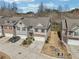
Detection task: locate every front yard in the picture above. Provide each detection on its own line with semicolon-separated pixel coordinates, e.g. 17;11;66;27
41;31;72;59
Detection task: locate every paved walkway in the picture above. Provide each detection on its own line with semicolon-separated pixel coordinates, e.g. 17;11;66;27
69;45;79;59
0;37;63;59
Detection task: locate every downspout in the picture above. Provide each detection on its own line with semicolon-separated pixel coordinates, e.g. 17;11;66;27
65;19;68;44
1;25;5;37
13;25;16;37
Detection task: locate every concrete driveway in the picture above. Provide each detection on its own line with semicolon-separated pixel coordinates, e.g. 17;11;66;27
0;37;63;59
69;45;79;59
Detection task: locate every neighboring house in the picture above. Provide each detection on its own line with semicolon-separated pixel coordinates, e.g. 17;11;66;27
62;17;79;44
0;16;21;37
16;17;51;39
0;16;51;40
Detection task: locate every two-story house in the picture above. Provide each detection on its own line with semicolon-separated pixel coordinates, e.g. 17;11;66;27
62;17;79;45
16;17;51;39
0;16;51;40
0;16;21;37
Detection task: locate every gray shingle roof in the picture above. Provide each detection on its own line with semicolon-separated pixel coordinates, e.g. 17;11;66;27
21;17;50;29
0;16;50;29
62;17;79;31
0;16;21;26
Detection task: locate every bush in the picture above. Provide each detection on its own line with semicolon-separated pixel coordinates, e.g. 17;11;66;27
22;40;27;45
22;37;35;45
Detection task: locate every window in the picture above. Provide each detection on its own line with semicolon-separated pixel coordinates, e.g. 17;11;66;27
41;29;45;33
9;26;12;29
74;32;79;36
12;21;16;23
35;28;38;32
22;27;26;31
17;27;20;30
29;26;32;28
4;26;7;29
7;21;10;23
69;31;73;35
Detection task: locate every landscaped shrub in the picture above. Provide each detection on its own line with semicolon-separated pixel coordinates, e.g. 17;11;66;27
22;37;35;45
22;40;27;45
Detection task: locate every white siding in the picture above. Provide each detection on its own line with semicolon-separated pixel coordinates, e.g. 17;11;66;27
74;29;79;36
16;21;27;38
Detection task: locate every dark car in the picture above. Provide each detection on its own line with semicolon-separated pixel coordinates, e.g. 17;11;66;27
8;36;20;43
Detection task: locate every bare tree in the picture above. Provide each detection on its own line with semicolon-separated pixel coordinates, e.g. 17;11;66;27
64;4;69;11
57;5;62;12
12;2;17;11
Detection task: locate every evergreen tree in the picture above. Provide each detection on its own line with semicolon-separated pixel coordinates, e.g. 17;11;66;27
1;0;6;10
12;2;17;11
57;5;62;12
38;2;44;13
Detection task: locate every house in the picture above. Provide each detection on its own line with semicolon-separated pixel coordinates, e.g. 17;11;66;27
0;16;21;37
16;17;51;40
0;16;51;40
62;17;79;45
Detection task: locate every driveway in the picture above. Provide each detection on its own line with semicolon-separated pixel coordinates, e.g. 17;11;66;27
0;37;63;59
69;45;79;59
28;37;45;53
